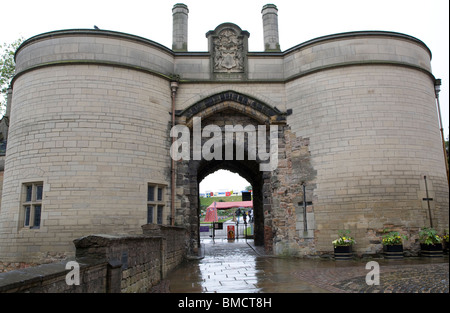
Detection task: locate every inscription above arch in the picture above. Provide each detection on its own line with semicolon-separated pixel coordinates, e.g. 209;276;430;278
176;91;285;126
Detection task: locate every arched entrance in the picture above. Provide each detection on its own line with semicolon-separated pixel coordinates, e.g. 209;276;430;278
197;158;264;245
174;91;285;254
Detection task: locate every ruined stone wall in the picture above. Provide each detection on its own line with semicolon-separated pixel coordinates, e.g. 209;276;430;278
269;126;317;256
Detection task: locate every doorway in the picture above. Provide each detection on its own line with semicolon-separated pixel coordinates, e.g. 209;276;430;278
199;170;252;240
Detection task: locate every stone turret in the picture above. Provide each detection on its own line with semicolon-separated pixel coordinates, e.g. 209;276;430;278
172;3;189;51
261;4;280;52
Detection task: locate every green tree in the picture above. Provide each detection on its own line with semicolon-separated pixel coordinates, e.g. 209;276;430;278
1;37;24;115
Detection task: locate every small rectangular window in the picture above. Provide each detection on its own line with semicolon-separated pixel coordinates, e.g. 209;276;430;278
36;185;43;201
21;182;43;229
157;188;163;201
147;183;166;225
24;206;31;227
25;186;32;202
147;205;154;224
33;205;42;228
148;186;155;202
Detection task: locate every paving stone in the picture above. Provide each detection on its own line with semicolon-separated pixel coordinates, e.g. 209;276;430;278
156;239;449;293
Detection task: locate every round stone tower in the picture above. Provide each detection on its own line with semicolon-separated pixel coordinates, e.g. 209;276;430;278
0;30;175;262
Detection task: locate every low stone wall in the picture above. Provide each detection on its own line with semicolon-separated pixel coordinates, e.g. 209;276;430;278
0;259;107;293
141;224;188;275
0;225;187;293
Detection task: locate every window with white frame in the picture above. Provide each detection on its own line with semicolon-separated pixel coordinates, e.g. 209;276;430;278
147;184;166;225
21;182;43;229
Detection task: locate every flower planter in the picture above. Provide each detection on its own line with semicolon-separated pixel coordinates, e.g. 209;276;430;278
383;244;404;259
334;245;353;260
420;243;443;258
444;241;449;255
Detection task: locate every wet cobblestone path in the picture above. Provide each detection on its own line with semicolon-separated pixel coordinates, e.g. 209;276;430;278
161;239;449;293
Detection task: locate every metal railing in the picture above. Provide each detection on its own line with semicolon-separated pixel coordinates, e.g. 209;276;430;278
200;220;254;240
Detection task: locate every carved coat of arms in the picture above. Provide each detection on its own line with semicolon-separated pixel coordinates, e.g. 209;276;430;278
213;29;244;72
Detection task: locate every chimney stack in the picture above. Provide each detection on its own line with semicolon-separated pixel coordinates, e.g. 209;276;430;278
172;3;189;52
261;4;280;52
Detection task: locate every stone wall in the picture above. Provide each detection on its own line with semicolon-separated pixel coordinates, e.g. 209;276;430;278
269;125;317;256
0;63;172;262
0;259;107;293
141;224;188;276
74;235;163;293
0;225;187;293
286;65;449;255
1;27;447;261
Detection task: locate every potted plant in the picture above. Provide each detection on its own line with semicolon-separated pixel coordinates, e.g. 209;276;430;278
419;227;443;258
332;230;355;260
381;231;407;259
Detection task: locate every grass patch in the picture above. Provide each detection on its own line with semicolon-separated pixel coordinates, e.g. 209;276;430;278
200;195;249;207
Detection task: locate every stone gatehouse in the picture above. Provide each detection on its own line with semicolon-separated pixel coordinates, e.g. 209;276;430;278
0;4;448;263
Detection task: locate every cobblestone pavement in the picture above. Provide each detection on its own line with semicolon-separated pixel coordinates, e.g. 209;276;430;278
293;262;449;293
159;239;449;293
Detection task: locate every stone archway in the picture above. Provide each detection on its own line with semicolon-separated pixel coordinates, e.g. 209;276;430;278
197;157;265;246
174;91;286;254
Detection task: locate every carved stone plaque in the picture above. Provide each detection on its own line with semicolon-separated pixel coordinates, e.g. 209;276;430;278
213;29;244;73
207;23;249;76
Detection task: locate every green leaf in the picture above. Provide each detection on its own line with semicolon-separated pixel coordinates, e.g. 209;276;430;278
1;37;24;114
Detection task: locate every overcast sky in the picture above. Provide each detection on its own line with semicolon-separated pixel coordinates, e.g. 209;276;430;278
1;0;448;192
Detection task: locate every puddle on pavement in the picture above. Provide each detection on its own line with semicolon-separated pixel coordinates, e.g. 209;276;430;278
166;239;448;293
166;239;330;293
